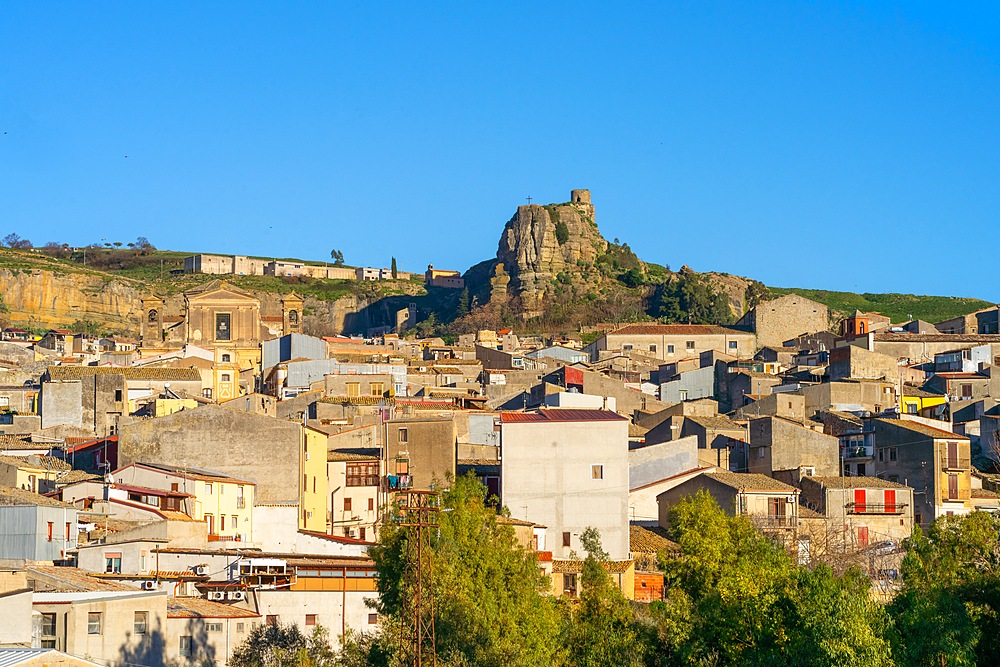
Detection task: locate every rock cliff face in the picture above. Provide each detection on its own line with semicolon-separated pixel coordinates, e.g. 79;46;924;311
496;189;608;317
0;268;143;332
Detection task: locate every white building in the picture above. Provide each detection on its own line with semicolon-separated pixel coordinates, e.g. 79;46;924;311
499;409;630;560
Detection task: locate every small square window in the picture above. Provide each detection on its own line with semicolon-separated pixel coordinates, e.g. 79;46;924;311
368;613;379;625
667;344;675;353
266;615;278;627
686;340;695;350
344;497;352;512
88;612;102;635
237;623;245;633
728;341;738;349
591;465;604;480
305;614;317;626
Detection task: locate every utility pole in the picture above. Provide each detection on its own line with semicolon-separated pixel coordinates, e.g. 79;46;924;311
397;489;439;667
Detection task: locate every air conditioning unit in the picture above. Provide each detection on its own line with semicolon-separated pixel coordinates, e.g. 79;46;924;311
207;591;226;601
141;580;156;590
801;467;815;477
228;591;246;601
193;565;208;576
787;495;798;504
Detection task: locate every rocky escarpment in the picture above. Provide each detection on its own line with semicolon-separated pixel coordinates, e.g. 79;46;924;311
0;268;143;333
496;189;608;317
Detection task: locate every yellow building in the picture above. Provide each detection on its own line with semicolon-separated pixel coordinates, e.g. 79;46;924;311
113;462;256;542
0;454;69;494
300;426;329;532
900;385;947;416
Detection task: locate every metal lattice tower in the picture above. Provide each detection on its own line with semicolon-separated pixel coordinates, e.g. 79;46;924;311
397;489;439;667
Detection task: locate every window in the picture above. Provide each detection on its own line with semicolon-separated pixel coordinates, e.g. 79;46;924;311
105;555;122;573
47;522;53;542
562;532;571;548
728;341;738;349
889;447;897;461
266;615;278;627
222;353;231;362
878;449;884;462
906;402;918;414
685;340;695;350
591;465;604;480
205;514;214;534
962;383;973;398
857;526;869;549
237;623;245;633
289;310;299;324
856;463;866;476
305;614;317;626
359;527;366;540
648;344;657;353
346;383;360;397
232;515;238;529
215;313;231;341
41;612;56;636
667;344;675;354
220;515;226;532
148;309;158;322
948;473;959;500
114;389;123;402
206;623;223;633
346;462;379;487
221;373;231;383
368;498;374;511
622;344;633;352
368;613;379;625
134;611;148;635
171;482;179;492
179;636;192;657
205;483;213;494
888;475;899;483
344;497;352;512
88;612;103;635
370;382;385;397
398;427;408;444
203;388;213;399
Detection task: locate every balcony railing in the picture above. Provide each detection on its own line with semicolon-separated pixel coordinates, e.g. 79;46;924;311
346;475;381;488
942;488;972;502
385;474;412;490
940;455;971;471
846;503;907;515
753;514;795;528
842;447;874;461
236;498;245;509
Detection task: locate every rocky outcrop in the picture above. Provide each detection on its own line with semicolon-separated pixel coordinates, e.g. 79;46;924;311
496;189;608;317
0;268;143;332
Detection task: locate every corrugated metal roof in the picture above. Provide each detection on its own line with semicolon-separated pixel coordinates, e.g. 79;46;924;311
0;649;102;667
501;409;627;423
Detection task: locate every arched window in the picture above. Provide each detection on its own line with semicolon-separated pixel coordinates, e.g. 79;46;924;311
288;310;299;324
222;354;231;363
148;309;158;322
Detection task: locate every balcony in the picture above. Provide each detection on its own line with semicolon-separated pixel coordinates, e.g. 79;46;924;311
346;475;381;488
752;514;796;529
236;498;245;509
385;474;412;490
846;503;907;515
940;455;971;471
841;446;874;461
942;488;972;502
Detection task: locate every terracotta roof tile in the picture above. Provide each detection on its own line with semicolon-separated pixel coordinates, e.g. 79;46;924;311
168;597;260;619
704;472;798;493
629;525;680;554
47;366;202;381
608;324;751;336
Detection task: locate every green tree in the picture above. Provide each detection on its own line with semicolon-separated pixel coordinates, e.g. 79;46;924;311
651;273;733;324
889;512;1000;666
229;622;337;667
391;256;398;279
561;528;651;667
330;249;345;266
456;288;470;317
368;475;560;667
656;491;892;667
555;220;570;245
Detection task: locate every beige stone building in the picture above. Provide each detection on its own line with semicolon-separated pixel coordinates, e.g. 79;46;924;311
586;324;756;363
736;294;830;349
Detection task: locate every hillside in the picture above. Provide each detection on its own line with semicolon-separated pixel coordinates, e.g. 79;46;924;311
0;219;993;338
767;287;992;325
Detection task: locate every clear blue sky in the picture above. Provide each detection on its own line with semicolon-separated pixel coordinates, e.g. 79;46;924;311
3;2;999;299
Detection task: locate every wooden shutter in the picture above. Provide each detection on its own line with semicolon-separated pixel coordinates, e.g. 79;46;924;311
884;489;896;513
854;489;866;513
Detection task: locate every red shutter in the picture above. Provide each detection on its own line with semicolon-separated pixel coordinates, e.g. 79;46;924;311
857;526;869;548
854;489;866;513
884;489;896;513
